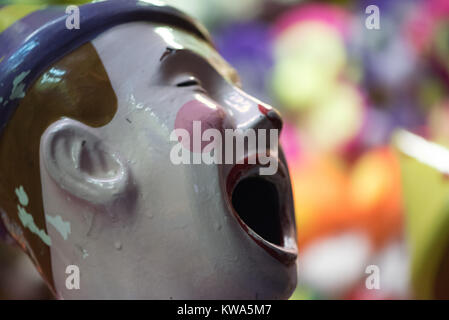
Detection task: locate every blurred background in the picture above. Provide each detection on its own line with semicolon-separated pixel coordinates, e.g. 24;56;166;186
2;0;449;299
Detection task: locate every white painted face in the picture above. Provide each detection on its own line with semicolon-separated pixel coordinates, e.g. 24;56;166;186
39;22;297;299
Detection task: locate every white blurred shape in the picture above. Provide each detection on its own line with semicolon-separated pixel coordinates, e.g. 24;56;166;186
394;129;449;175
372;239;410;298
298;231;371;297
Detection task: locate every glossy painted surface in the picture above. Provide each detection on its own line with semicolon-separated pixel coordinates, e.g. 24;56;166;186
0;42;117;293
0;0;210;134
0;3;297;299
49;22;297;299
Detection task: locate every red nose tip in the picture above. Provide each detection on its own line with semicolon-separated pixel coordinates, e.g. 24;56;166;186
258;104;283;131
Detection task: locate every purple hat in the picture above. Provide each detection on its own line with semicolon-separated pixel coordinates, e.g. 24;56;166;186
0;0;211;134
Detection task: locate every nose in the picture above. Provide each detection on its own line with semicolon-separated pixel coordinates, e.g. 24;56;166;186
257;103;283;132
224;89;283;132
238;102;283;133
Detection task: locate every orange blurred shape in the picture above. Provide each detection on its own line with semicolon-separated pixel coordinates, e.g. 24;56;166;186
291;155;352;249
292;147;403;250
348;147;403;249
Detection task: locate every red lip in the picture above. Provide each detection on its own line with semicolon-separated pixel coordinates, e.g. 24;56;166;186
224;153;298;266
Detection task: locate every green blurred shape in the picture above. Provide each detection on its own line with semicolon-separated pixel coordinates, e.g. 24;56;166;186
289;286;321;300
395;130;449;299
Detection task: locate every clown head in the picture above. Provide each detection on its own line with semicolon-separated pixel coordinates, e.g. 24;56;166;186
0;1;297;299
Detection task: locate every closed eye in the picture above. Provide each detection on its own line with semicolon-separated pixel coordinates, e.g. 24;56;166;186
176;79;201;87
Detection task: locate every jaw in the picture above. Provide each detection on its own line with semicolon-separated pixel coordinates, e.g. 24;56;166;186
210;148;299;298
156;155;299;299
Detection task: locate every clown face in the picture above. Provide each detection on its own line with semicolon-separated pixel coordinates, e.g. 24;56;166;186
2;19;297;298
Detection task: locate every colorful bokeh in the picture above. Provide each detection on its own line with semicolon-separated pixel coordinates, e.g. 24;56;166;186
2;0;449;299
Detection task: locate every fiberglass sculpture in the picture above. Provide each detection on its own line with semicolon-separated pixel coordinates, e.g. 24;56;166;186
0;0;297;299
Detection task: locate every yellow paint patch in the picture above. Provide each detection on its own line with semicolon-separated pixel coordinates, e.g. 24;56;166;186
0;5;46;34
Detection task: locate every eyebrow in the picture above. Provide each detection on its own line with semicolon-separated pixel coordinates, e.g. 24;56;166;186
159;47;177;62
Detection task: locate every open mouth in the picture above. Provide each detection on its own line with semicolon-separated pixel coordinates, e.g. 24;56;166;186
232;176;283;245
225;154;298;266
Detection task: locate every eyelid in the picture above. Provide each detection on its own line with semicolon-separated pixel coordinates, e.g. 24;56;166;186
176;78;201;87
161;48;241;87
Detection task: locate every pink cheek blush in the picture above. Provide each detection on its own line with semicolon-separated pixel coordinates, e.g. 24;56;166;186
174;99;225;153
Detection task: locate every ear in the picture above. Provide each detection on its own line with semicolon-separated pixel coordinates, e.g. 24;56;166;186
41;118;130;205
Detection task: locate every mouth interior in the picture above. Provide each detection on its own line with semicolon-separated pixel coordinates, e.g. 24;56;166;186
231;176;283;246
